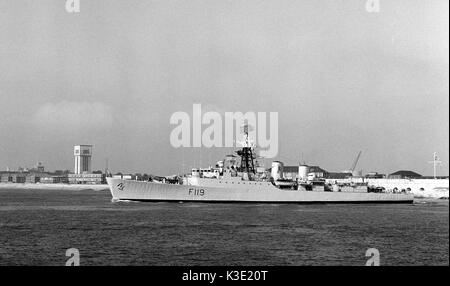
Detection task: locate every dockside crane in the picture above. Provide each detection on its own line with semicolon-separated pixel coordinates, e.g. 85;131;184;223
349;151;362;173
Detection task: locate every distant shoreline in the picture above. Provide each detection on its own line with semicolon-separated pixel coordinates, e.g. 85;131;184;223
0;183;109;191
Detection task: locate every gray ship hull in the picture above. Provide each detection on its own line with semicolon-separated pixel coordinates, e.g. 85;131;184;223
107;178;414;204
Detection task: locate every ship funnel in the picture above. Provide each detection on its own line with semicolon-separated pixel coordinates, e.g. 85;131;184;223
298;165;309;182
271;161;284;180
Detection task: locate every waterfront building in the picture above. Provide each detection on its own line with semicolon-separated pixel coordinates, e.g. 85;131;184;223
68;173;104;184
388;170;422;179
365;172;385;179
39;175;69;184
69;145;105;184
74;145;92;174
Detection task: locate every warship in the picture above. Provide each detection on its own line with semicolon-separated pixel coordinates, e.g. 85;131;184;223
107;127;414;204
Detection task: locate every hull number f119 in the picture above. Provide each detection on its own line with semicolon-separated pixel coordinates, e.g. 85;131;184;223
189;188;205;196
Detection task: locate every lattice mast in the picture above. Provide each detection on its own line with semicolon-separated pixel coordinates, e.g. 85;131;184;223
236;124;256;174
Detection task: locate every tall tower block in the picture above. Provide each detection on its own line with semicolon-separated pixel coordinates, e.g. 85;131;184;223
74;145;92;174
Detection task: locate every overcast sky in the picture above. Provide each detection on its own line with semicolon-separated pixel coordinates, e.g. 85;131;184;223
0;0;448;176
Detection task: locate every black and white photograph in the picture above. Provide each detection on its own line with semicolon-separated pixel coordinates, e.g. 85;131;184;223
0;0;448;274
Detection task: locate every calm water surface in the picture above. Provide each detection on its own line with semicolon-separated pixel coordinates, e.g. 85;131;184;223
0;188;448;266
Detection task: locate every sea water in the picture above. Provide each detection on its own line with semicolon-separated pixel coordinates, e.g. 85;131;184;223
0;188;448;265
